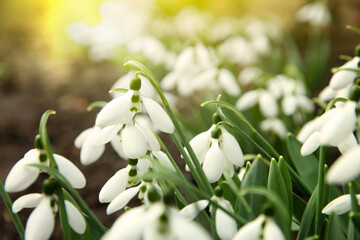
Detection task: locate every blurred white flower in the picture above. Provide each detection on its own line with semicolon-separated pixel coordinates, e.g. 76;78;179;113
329;57;360;90
218;37;258;66
326;145;360;184
322;194;360;215
238;67;262;85
187;125;244;183
233;214;285;240
260;118;287;139
296;2;331;27
102;202;212;240
300;101;357;156
13;194;86;240
5;149;86;192
212;196;238;240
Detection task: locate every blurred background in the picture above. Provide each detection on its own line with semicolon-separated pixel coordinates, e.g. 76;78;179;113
0;0;359;239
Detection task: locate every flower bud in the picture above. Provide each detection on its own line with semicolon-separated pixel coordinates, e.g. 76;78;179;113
128;168;137;177
262;202;275;217
129;77;141;91
147;187;161;203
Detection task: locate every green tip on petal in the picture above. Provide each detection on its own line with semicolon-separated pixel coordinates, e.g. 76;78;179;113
42;178;59;196
129;77;141;91
211;128;222;139
147;187;161;203
128;158;138;166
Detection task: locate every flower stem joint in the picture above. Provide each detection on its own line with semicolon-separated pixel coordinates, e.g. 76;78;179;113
42;178;59;196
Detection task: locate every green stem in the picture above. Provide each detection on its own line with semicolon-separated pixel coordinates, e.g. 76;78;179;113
57;187;72;240
125;60;213;195
0;180;24;239
315;146;326;235
39;110;58;169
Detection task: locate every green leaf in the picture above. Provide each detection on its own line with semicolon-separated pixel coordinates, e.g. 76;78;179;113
286;133;318;192
323;213;346;240
279;157;293;220
293;193;307;222
347;25;360;35
297;186;318;240
238;158;267;220
350;212;360;232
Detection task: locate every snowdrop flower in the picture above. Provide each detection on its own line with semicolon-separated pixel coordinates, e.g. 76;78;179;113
13;180;86;240
102;201;211;240
329;56;360;90
238;67;262;86
99;158;150;205
322;194;360;215
260;118;287;139
300;101;357;156
96;77;174;134
296;1;331;27
161;44;218;97
232;214;285;240
236;89;278;118
326;145;360;184
218;37;258;66
5;148;86;192
187;115;244;183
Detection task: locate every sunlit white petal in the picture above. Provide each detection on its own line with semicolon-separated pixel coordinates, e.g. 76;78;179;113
65;200;86;234
236;90;259;111
263;218;286;240
180;200;209;220
203;140;224;183
121;124;147;159
301;132;320;156
232;214;265;240
12;193;42;213
107;185;142;215
54;154;86;189
220;126;244;167
322;194;360;215
99;168;129;203
142;97;174;133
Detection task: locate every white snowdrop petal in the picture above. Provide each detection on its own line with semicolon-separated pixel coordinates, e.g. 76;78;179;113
74;128;94;148
161;72;178;91
301;132;320;156
216;200;238;240
319;102;356;146
180;200;209;220
329;57;359;90
65;200;86;234
25;197;55;240
220;127;244;167
80;133;105;165
122;124;148;159
136;122;160;151
189;129;212;164
233;214;265;240
110;135;127;159
143;221;170;240
338;134;358;154
326;146;360;184
263;218;286;240
54;154;86;189
171;215;212;240
152;151;176;172
319;86;336;101
99;168;129;203
142;97;174;133
218;68;241;96
322;194;360;215
95;91;135;127
203;140;225;183
93;124;122;145
297;119;317;143
282;95;297;115
259;91;278;117
106;186;141;215
297;95;314;113
12;193;42;213
235;90;259;111
5;150;40;193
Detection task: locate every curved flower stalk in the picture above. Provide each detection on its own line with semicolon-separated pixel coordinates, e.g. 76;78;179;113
232;214;285;240
13;191;86;240
102;201;211;240
5;148;86;192
299;101;357;156
296;1;331;27
322;194;360;215
186;115;244;183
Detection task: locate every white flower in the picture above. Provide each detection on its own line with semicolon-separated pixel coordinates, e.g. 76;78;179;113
296;2;331;27
329;57;359;90
326;145;360;184
322;194;360;215
212;196;237;240
102;202;212;240
5;149;86;192
238;67;262;85
218;37;258;66
13;194;86;240
300;101;357;156
260;118;287;139
236;90;278;118
232;214;285;240
187;125;244;183
96;79;174;134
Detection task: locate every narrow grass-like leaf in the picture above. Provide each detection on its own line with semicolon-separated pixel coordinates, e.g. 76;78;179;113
297;185;318;240
323;213;346;240
279;156;293;220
